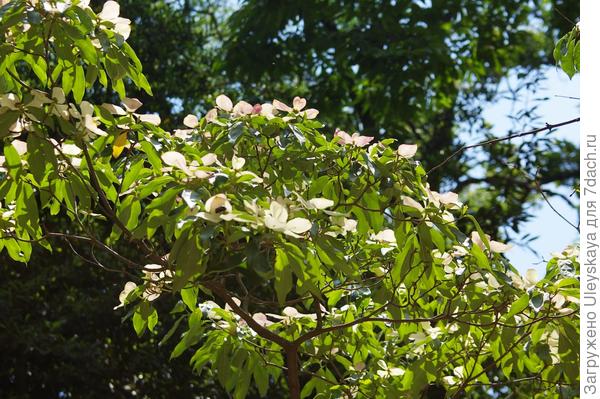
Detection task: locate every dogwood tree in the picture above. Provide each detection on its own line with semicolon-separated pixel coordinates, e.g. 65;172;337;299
0;1;579;398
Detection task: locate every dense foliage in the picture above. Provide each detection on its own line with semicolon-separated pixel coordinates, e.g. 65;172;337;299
117;0;581;237
0;1;580;398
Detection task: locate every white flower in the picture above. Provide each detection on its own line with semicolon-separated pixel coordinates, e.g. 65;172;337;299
114;281;137;309
122;97;142;112
264;201;312;238
419;321;443;339
27;90;52;108
136;113;161;126
201;153;218;166
273;99;292;112
260;103;276;119
11;140;27;155
301;108;319;119
101;103;127;115
376;360;405;379
427;187;462;208
216;94;233;112
331;216;358;235
397;144;418;158
199;300;222;319
471;231;512;253
43;1;71;14
370;229;396;245
292;96;307;111
141;264;173;302
232;101;253;117
408;331;428;345
79;101;107;138
266;306;317;325
508;269;538;291
98;1;131;40
545;329;560;364
231;155;245;170
307;198;334;210
252;312;273;327
334;129;374;147
443;366;466;386
183;114;199;128
161;151;189;173
198;194;233;223
551;293;566;309
61;143;82;156
401;196;424;212
369;229;397;255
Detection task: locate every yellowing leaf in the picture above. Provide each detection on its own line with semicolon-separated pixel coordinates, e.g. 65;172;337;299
112;132;129;158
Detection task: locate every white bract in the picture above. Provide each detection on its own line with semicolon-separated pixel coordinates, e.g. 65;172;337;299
334;129;374;147
307;198;334;210
114;281;137;309
397;144;418;158
98;1;131;40
264;201;312;238
183;114;199;128
471;231;512;253
198;194;234;223
216;94;233;112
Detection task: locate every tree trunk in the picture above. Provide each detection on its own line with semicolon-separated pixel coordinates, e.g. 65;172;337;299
286;347;301;399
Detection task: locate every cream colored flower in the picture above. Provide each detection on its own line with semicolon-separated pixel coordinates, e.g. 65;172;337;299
264;201;312;237
471;231;512;253
114;281;137;309
397;144;418;158
198;194;233;223
334;129;374;147
98;1;131;40
216;94;233;112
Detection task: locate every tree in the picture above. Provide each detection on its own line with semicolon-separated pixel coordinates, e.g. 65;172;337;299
220;0;580;238
80;0;580;237
0;1;579;398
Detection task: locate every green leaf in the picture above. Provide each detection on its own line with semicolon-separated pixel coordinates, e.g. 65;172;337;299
506;293;529;319
0;111;20;139
274;248;293;304
73;64;85;103
253;355;269;397
132;310;147;336
181;286;198;311
140;140;162;173
61;64;75;95
75;38;98;64
3;142;21;179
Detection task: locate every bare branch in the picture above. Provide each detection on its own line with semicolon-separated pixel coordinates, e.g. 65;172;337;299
427;117;580;175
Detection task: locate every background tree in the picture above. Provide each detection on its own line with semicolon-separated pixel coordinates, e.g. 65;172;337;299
88;0;581;237
0;1;580;398
0;1;579;398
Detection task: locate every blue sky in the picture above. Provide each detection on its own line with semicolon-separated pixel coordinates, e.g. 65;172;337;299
481;67;580;275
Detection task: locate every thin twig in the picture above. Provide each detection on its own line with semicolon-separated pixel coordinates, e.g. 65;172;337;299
427;117;580;175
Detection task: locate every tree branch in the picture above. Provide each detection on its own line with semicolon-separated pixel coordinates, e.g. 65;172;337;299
202;280;293;349
427;117;580;175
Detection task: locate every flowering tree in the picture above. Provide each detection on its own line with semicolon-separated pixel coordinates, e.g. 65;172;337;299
0;1;579;398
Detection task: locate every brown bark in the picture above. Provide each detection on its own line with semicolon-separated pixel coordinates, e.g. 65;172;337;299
286;347;301;399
